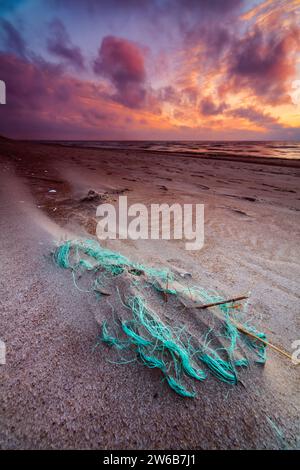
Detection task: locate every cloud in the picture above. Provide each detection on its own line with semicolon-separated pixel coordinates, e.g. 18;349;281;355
179;0;243;14
0;0;299;140
0;52;155;139
0;19;27;57
50;0;152;12
179;1;242;52
0;52;104;137
47;19;85;70
228;105;300;139
0;52;298;140
51;0;243;15
227;25;300;104
0;53;66;111
228;106;279;128
93;35;147;108
177;1;299;110
158;86;180;104
200;97;227;116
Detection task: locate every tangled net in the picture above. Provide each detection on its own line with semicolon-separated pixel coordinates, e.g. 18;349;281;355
53;239;267;398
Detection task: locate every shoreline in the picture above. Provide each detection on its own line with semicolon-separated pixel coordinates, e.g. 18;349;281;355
18;139;300;169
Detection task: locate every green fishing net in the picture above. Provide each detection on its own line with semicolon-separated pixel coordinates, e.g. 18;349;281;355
53;239;267;398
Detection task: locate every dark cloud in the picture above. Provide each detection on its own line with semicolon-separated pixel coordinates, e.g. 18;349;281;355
0;52;136;139
158;86;179;104
0;53;65;111
94;35;147;108
227;25;300;103
0;19;27;57
229;106;279;127
47;19;85;70
49;0;155;20
200;97;227;116
183;87;198;105
178;2;243;77
52;0;243;16
175;0;243;17
230;106;275;123
178;1;243;40
156;85;199;108
228;105;300;139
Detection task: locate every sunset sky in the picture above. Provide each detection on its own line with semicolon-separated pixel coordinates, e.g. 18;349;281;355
0;0;299;140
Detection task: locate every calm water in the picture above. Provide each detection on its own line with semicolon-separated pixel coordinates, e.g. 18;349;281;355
53;141;300;160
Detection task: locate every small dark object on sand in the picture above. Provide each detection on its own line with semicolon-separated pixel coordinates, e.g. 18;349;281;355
80;189;106;203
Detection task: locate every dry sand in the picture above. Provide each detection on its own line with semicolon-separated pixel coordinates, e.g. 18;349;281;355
0;139;299;449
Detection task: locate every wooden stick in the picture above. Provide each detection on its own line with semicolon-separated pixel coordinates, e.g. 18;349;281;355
195;294;249;309
233;321;294;361
192;291;295;362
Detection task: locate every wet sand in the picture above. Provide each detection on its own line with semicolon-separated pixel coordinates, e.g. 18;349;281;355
0;138;299;449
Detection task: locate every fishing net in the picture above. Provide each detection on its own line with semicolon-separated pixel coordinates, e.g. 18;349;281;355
53;239;267;398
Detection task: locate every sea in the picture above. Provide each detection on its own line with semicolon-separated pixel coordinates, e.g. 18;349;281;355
49;141;300;160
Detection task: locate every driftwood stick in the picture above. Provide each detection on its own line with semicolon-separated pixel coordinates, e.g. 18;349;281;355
192;291;294;362
195;294;249;309
232;321;294;361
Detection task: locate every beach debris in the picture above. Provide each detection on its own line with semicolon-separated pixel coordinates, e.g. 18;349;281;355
53;239;271;398
80;189;103;202
232;322;294;361
179;271;192;279
80;188;130;204
195;294;249;310
168;264;192;278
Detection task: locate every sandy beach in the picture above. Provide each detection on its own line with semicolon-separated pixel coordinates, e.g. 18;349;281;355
0;138;299;449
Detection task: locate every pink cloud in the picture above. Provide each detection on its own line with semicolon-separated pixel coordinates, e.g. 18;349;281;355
0;53;136;139
93;36;147;108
